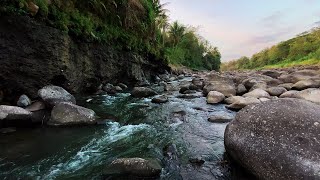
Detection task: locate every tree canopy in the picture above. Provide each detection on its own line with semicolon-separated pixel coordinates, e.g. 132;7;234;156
1;0;221;71
222;28;320;70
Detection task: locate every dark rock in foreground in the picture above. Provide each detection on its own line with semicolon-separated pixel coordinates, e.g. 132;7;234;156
49;102;96;126
225;99;320;180
104;158;162;178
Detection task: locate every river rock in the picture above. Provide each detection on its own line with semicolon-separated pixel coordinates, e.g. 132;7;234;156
131;87;157;98
207;91;225;104
279;90;300;98
0;105;32;120
249;82;267;91
225;99;320;180
118;83;128;90
243;89;270;99
278;83;294;90
104;158;162;177
179;85;190;94
236;84;247;95
25;101;46;112
17;94;31;107
103;83;117;94
183;90;197;94
208;113;233;123
192;78;204;89
38;85;76;107
296;88;320;104
292;79;320;90
203;74;236;97
266;87;287;96
224;96;243;105
49;102;96;126
152;96;168;104
226;97;260;111
278;69;319;83
114;86;123;92
261;70;282;79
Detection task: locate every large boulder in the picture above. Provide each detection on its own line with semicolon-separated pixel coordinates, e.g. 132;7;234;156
243;89;270;99
207;91;225;104
38;85;76;107
225;99;320;180
203;74;236;97
104;158;162;178
131;87;157;98
49;102;96;126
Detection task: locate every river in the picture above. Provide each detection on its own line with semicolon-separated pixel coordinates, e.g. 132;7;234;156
0;78;252;180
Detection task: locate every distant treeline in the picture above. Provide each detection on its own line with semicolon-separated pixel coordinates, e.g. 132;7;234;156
222;28;320;70
0;0;221;71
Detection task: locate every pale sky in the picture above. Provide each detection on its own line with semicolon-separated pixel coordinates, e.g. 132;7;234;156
162;0;320;61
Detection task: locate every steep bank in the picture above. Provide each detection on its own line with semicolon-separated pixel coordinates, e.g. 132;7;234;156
0;15;169;102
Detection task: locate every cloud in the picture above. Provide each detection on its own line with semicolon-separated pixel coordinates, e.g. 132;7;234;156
260;11;285;28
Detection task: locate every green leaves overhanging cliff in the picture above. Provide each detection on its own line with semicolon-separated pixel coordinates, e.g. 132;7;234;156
0;0;221;71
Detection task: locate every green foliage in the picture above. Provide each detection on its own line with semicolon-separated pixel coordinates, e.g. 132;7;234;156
164;22;221;70
222;28;320;70
1;0;221;70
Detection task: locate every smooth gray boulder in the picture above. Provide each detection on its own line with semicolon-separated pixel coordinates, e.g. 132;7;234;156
38;85;76;107
104;158;162;177
17;94;31;107
49;102;96;126
131;87;157;98
225;99;320;180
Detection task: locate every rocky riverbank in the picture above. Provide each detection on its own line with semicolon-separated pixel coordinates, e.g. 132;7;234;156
0;65;319;179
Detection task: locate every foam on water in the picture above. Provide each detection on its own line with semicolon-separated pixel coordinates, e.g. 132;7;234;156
25;122;152;179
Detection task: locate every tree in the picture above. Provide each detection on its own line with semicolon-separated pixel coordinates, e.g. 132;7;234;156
168;21;186;46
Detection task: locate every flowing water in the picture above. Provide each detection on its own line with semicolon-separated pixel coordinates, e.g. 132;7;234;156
0;79;251;180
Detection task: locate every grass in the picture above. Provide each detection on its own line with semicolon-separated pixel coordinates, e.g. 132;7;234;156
260;58;320;69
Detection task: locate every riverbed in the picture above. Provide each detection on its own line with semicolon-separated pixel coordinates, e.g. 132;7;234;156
0;78;252;180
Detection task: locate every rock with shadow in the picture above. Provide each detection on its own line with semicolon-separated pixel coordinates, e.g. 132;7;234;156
225;99;320;180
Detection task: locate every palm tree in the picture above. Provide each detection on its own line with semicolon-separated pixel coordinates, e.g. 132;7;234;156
168;21;186;46
156;15;169;46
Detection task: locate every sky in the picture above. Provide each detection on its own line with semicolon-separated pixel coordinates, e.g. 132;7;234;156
162;0;320;61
